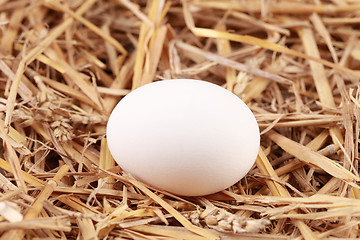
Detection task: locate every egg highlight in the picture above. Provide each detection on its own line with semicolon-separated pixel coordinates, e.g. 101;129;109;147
106;79;260;196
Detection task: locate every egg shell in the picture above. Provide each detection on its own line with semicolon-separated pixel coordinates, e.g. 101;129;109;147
106;79;260;196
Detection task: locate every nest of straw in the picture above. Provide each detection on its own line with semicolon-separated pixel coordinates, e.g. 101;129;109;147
1;0;360;239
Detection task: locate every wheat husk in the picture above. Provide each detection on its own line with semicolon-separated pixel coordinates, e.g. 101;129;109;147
0;0;360;239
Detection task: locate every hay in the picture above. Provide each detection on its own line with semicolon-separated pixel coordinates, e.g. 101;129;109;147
0;0;359;239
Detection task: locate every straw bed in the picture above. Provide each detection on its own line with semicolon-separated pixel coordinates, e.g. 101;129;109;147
0;0;360;239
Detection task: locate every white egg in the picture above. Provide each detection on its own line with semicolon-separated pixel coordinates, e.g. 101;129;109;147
106;79;260;196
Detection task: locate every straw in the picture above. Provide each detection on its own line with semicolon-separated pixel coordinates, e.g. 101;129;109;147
1;0;360;239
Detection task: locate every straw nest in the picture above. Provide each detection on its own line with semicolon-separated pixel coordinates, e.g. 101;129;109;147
0;0;360;239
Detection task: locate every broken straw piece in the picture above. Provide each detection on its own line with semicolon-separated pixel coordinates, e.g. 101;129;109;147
0;201;23;222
